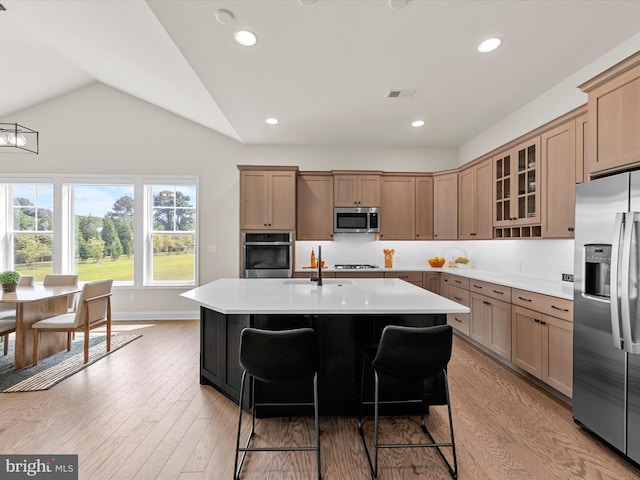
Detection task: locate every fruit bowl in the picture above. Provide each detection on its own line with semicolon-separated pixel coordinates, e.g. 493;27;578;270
428;257;445;268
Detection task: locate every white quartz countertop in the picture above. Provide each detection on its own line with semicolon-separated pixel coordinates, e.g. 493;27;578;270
180;278;471;315
296;265;574;300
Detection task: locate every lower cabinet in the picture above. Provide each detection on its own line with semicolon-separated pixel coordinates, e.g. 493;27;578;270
423;272;441;294
470;292;511;360
385;271;423;287
512;305;573;397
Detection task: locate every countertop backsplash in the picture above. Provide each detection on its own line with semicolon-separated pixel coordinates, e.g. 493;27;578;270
295;238;574;284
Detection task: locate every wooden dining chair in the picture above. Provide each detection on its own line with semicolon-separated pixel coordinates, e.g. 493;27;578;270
0;275;35;355
32;279;113;365
43;274;79;312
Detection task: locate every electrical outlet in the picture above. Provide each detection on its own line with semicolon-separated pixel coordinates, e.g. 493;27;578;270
562;273;574;282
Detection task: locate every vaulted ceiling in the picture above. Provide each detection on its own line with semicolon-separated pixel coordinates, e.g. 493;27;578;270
2;0;640;147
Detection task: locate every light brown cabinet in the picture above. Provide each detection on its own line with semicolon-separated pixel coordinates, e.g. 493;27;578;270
512;305;573;397
380;175;416;240
445;285;471;336
333;174;380;207
576;113;589;183
380;174;433;240
296;173;334;240
385;271;423;288
494;137;541;226
239;167;297;230
541;120;577;238
580;51;640;177
433;172;458;240
423;272;440;294
470;289;512;361
458;159;493;239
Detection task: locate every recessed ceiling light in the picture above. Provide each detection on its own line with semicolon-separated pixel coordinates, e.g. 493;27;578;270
235;30;257;47
388;0;409;9
215;9;235;25
478;37;501;53
411;120;425;128
265;118;279;125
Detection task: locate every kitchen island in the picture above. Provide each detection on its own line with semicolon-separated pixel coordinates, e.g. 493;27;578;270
181;277;469;416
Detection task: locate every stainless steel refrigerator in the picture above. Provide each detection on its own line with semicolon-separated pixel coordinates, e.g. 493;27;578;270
574;171;640;463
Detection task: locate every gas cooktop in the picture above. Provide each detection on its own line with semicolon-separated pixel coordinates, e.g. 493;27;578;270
334;264;380;269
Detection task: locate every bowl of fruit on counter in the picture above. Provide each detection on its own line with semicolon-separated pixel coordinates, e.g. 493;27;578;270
453;257;470;268
428;257;446;268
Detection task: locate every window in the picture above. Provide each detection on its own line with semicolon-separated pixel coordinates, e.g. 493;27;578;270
1;176;198;287
147;184;196;284
72;184;135;283
9;184;54;281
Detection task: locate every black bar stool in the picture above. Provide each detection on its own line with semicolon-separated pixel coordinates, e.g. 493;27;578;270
234;327;321;480
358;324;458;479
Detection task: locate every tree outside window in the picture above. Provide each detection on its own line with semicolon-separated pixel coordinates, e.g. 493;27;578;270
11;184;53;281
149;185;196;284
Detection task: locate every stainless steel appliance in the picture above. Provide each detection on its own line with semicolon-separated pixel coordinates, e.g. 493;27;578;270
334;207;380;234
574;172;640;464
242;232;292;278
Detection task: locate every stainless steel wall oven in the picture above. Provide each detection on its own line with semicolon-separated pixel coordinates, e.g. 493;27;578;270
242;232;293;278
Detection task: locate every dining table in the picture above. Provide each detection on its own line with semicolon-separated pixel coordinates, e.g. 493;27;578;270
1;284;81;369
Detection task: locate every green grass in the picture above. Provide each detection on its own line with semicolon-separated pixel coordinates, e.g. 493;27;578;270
16;252;195;282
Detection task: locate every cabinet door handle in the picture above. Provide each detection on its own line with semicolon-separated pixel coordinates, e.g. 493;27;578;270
551;305;569;312
534;318;540;323
470;233;476;236
454;280;462;284
483;301;491;305
568;227;574;232
454;296;463;301
443;279;449;283
454;317;462;323
540;320;547;325
492;289;504;295
518;296;532;302
472;284;482;289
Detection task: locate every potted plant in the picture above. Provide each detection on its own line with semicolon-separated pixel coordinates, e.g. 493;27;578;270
0;270;21;292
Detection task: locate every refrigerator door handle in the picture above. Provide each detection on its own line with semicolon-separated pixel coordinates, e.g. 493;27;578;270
610;212;625;350
621;212;640;354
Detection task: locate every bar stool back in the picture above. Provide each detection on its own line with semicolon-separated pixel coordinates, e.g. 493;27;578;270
234;327;321;480
358;324;458;479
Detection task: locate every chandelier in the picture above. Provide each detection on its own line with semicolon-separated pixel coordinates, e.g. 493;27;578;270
0;123;39;154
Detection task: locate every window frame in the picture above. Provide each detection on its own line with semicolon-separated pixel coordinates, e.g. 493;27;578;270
0;174;199;288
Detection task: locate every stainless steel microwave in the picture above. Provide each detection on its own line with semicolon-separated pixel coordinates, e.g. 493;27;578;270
334;207;380;233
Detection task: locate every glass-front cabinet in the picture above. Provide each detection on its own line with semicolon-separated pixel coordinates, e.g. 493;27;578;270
493;137;541;238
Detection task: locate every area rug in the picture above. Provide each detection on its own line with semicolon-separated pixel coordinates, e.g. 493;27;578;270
0;333;141;392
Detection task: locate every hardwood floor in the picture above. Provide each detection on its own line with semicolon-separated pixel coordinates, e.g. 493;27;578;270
1;320;639;479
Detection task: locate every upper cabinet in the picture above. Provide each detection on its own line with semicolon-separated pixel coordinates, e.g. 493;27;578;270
433;171;458;240
493;137;542;238
580;51;640;177
239;166;297;230
334;173;380;207
541;120;576;238
379;174;433;240
458;159;492;240
296;173;334;240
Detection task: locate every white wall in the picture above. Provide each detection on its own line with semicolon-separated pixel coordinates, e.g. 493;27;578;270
459;31;640;165
0;82;458;319
296;238;573;283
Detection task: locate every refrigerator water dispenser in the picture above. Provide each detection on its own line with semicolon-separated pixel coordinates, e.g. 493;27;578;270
584;244;611;299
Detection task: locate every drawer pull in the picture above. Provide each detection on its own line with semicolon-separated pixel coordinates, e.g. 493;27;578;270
551;305;569;312
454;280;462;284
454;317;462;323
534;318;540;323
472;284;482;289
483;301;491;305
454;296;463;301
540;320;547;325
518;296;532;302
492;289;504;295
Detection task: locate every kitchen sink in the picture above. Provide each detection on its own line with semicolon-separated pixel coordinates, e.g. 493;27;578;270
283;279;354;286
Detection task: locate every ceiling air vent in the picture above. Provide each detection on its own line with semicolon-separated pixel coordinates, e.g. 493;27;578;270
386;89;417;99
